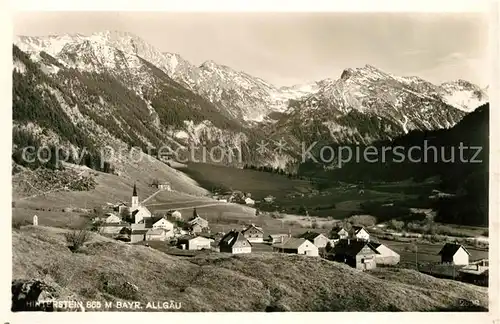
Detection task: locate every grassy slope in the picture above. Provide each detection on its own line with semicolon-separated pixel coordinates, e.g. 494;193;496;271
12;154;210;227
12;226;488;312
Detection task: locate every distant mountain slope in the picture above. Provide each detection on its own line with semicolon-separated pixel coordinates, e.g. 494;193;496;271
15;31;322;122
12;44;260;173
13;226;488;312
300;103;488;226
270;65;487;147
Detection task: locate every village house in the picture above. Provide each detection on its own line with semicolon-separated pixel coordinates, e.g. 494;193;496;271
338;228;349;239
242;224;264;243
263;195;275;203
267;234;290;244
330;227;349;241
104;213;121;224
113;202;128;213
244;197;255;205
298;231;330;249
142;216;174;231
332;239;379;270
145;228;172;241
438;243;470;265
188;209;209;233
158;182;172;191
272;238;319;256
130;215;174;242
177;236;214;250
349;225;370;241
368;242;400;265
218;230;252;254
130;227;149;243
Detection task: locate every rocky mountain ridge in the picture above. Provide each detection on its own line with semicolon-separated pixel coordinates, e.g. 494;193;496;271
13;31;489;171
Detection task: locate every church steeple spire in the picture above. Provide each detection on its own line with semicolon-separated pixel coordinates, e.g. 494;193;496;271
131;182;139;209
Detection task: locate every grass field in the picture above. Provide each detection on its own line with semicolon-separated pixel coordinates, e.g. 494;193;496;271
377;239;489;265
179;162;314;200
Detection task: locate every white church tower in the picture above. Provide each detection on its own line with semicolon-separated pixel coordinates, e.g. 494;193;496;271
131;183;139;210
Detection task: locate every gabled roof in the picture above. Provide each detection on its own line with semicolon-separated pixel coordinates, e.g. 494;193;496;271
272;238;310;250
368;242;382;249
333;239;379;257
188;216;208;225
351;225;365;234
219;231;251;247
131;205;151;216
242;224;263;233
438;243;471;256
146;228;168;235
141;216;165;228
298;231;324;241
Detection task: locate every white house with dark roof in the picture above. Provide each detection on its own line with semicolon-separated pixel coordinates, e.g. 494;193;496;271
368;242;400;265
298;231;330;249
272;238;319;256
349;226;370;241
218;230;252;254
438;243;470;265
177;236;214;250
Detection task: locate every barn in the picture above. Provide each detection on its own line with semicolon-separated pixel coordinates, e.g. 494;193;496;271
178;236;214;250
333;239;379;270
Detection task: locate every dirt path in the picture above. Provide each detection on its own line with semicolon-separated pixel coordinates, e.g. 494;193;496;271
147;202;230;211
140;189;161;205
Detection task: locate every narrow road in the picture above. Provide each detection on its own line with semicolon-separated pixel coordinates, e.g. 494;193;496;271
146;201;230;212
145;198;214;207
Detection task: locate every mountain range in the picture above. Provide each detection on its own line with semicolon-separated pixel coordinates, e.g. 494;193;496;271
13;30;489;171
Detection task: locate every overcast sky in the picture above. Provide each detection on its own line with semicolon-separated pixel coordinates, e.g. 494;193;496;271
14;12;489;87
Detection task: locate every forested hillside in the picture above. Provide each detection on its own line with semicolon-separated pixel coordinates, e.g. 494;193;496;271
299;103;489;226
